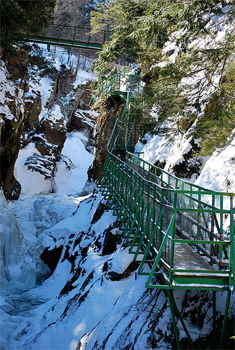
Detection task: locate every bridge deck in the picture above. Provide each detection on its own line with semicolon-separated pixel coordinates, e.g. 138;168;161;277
134;241;215;272
24;24;110;51
132;235;229;290
25;36;103;50
173;240;215;271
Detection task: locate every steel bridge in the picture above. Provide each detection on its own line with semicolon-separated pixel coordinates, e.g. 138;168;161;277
93;66;235;349
24;24;111;51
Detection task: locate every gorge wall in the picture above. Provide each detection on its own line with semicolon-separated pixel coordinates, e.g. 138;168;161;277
0;50;96;200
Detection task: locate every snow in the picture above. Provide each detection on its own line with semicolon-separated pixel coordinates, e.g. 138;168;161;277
0;61;24;122
2;47;155;348
14;143;53;195
1;188;147;350
0;192;21;279
54;132;93;195
73;69;95;87
37;77;55;121
111;245;134;273
43;103;65;124
195;135;235;193
0;62;15;105
10;42;96;197
135;121;195;175
1;16;235;350
136;121;235;205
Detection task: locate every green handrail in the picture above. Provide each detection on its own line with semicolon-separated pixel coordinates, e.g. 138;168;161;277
94;65;234;350
93;66;234;293
98;118;234;293
92;68;143;105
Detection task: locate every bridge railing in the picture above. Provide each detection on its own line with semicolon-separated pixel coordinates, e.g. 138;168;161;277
126;151;233;207
93;66;143;102
36;24;111;45
107;118;126;153
98;120;234;292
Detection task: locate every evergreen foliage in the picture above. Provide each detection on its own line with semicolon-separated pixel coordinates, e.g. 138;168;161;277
0;0;57;82
91;0;235;155
197;60;235;155
1;0;56;56
54;0;103;27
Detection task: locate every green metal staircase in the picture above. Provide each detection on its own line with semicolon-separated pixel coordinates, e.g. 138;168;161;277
98;121;234;293
93;66;235;349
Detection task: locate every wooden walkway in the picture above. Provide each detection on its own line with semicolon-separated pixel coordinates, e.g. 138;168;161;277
173;240;215;271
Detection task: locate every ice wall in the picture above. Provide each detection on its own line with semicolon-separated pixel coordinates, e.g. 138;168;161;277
0;190;21;280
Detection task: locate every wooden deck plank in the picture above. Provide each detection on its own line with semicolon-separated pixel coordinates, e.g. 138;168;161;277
173;242;215;271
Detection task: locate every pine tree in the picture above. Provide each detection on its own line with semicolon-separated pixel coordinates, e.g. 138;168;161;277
1;0;56;56
90;0;235;153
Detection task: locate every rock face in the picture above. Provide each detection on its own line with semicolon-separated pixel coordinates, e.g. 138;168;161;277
0;58;95;199
0;68;25;200
89;97;125;180
40;246;63;273
24;91;41;131
172;139;202;179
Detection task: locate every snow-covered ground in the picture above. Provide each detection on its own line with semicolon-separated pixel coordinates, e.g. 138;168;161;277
1;42;235;350
1;191;147;350
1;136;234;349
0;45;165;350
15;130;93;196
136;127;235;205
1;138;171;349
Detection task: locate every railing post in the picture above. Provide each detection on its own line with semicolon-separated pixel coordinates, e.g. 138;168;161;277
167;290;181;350
159;187;164;246
197;188;202;243
211;194;215;259
219;195;223;270
169;191;177;285
229;196;235;292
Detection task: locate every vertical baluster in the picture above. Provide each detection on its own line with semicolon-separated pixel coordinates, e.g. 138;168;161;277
229;196;235;291
219;195;223;270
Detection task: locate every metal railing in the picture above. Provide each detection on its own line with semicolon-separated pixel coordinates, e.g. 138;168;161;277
97;120;235;293
94;66;234;292
94;65;234;350
92;66;143;102
24;24;111;50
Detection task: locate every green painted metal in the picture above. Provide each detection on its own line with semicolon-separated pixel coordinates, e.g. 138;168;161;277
24;35;103;50
137;209;164;274
133;203;157;262
123;192;145;244
167;289;181;350
23;24;111;51
94;65;235;349
91;66;143;109
99;141;234;290
106;167;124;207
122;188;141;238
97;117;234;293
129;199;150;254
146;212;177;288
219;292;231;350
